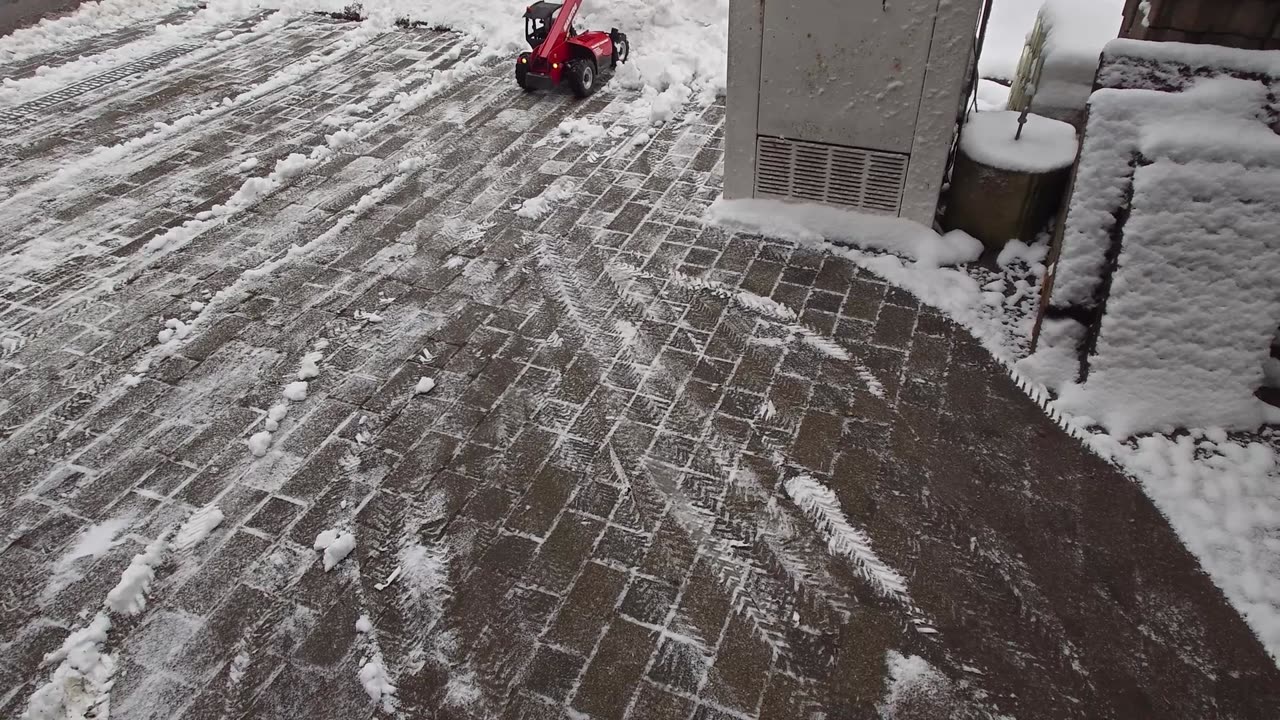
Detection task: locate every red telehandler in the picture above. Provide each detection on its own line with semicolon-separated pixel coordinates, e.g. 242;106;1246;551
516;0;629;98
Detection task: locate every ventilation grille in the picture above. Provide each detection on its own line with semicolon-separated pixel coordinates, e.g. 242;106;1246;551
754;135;908;215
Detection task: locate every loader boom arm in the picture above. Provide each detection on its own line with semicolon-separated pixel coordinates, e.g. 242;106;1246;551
532;0;581;63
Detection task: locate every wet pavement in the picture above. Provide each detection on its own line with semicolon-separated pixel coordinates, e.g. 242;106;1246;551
1;12;1278;720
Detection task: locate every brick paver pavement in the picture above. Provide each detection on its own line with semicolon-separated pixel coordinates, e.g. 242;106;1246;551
1;13;1278;720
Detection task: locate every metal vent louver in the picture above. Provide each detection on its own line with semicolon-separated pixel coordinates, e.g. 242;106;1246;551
754;135;908;215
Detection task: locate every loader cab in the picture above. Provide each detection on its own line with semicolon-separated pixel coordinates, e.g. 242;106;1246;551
524;1;574;48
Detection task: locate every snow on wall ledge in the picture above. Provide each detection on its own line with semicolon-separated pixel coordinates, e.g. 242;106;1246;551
706;198;982;270
1051;76;1274;311
1055;150;1280;436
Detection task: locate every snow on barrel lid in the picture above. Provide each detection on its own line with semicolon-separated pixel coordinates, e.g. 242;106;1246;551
960;111;1079;174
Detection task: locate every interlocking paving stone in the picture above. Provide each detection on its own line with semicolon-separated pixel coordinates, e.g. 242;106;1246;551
0;12;1277;720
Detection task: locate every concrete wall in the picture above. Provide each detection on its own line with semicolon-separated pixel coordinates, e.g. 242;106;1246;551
1121;0;1280;50
1;0;86;39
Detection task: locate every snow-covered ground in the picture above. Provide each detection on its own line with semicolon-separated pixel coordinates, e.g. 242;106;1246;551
1;2;1277;719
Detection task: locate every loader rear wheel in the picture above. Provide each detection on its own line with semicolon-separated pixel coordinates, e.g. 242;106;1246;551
567;58;596;98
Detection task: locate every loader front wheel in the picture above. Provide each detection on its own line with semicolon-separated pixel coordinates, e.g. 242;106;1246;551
611;33;629;67
567;58;595;98
516;54;532;91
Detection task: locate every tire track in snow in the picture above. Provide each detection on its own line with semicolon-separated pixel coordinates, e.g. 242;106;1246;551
531;231;865;674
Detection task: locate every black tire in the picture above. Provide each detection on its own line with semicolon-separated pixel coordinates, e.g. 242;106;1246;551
566;58;596;98
611;34;629;68
516;54;532;91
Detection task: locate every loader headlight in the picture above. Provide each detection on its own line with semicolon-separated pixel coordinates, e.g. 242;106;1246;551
552;62;559;69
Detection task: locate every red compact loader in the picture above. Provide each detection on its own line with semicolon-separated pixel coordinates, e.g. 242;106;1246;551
516;0;629;98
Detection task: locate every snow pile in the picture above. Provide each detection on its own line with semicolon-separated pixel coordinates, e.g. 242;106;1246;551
283;0;729;120
1053;76;1273;310
0;0;183;67
354;615;397;711
597;0;729;120
23;614;116;720
357;659;397;711
249;342;326;456
104;538;168;615
707;198;983;269
156;318;191;344
314;529;356;571
960;110;1078;173
25;506;223;719
414;377;436;395
1015;317;1085;390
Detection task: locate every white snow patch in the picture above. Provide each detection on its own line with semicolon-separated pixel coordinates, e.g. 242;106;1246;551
398;541;448;606
708;198;982;269
237;157;259;173
297;351;323;381
265;403;289;432
43;517;131;602
355;615;373;634
172;505;225;552
443;669;481;708
615;320;638;345
314;529;356;571
215;30;235;41
515;177;577;219
996;238;1049;268
1016;318;1086;393
550;118;609;145
975;78;1011;111
282;381;308;402
64;518;129;565
961;111;1079;173
877;650;952;718
0;0;187;66
785;476;914;609
414;377;436;395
